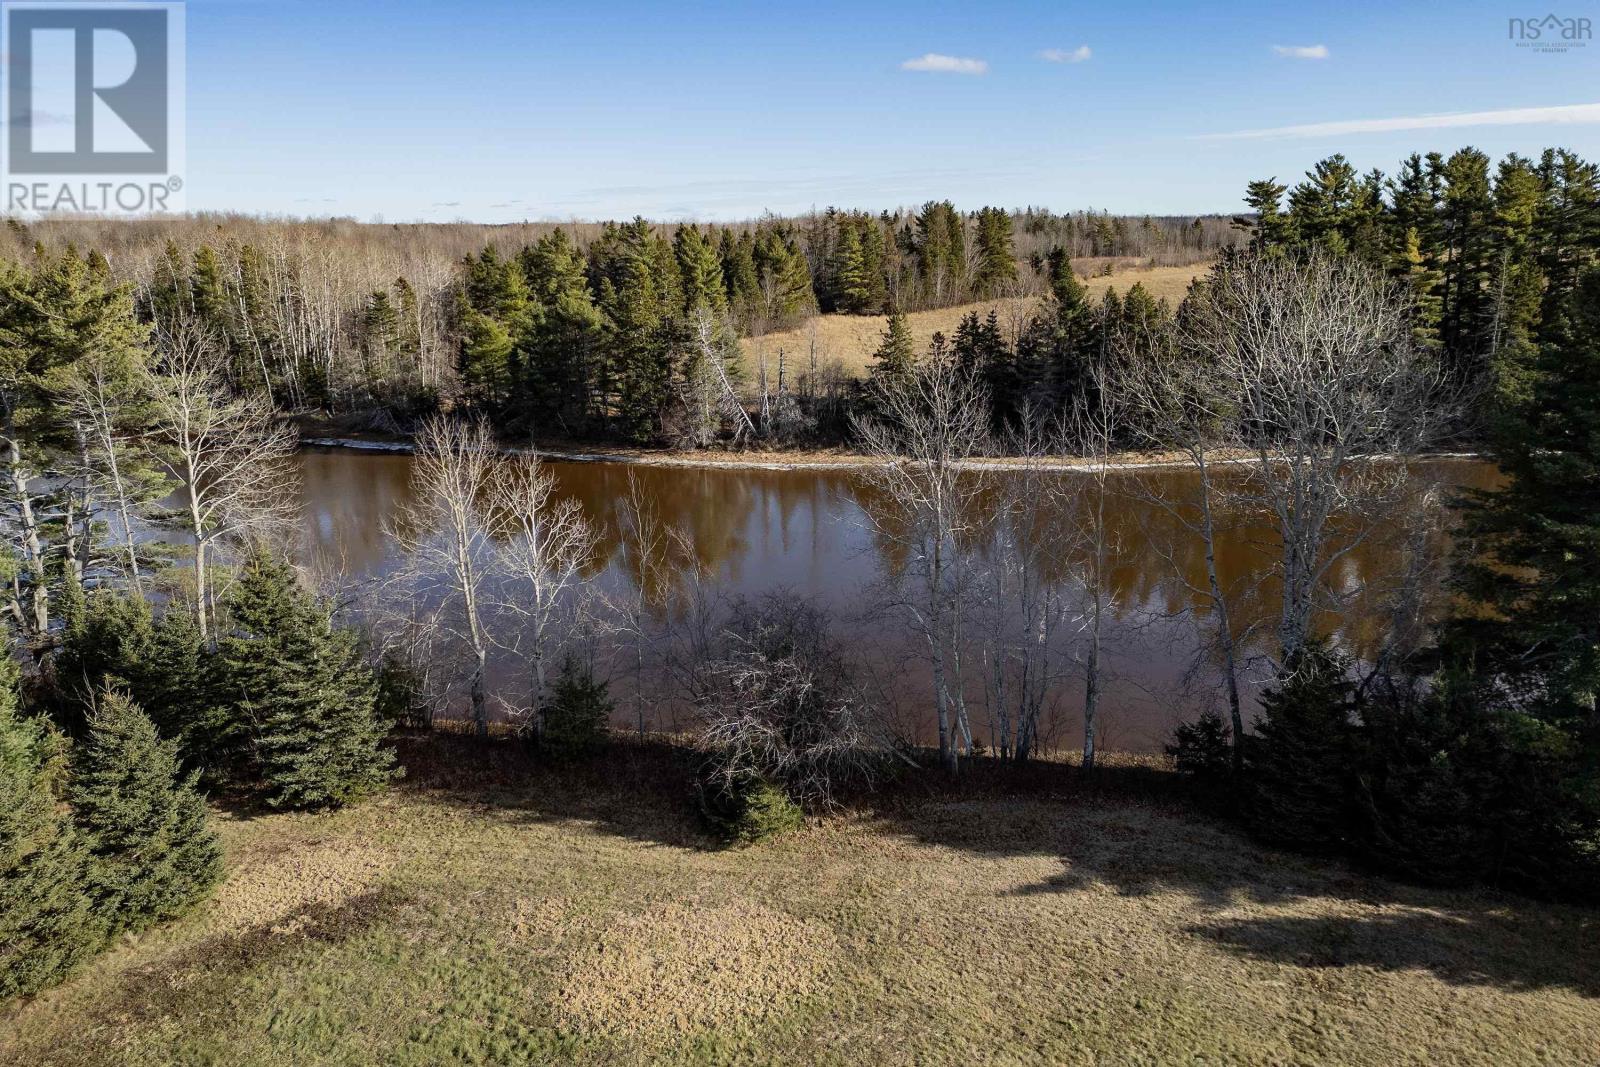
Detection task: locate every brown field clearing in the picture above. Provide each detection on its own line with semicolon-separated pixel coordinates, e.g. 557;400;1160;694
741;262;1207;380
3;734;1595;1066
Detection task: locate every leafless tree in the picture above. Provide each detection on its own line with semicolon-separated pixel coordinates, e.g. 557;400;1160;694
1063;351;1130;771
1119;304;1251;758
1182;251;1454;665
697;593;901;809
147;324;298;642
853;349;991;774
388;415;498;735
489;451;597;733
55;348;162;598
679;307;755;448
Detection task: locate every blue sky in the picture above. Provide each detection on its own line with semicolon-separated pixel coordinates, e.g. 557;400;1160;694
181;0;1600;221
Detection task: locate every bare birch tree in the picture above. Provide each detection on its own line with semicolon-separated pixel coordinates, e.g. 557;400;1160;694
148;325;298;642
853;349;991;774
489;451;597;734
1182;251;1454;665
388;415;498;736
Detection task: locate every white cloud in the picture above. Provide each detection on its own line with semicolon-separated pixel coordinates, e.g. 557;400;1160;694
900;53;988;75
1198;101;1600;140
1040;45;1092;64
1272;44;1329;59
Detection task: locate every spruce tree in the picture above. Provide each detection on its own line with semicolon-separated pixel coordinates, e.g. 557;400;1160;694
217;551;398;809
1245;643;1357;852
868;310;916;388
70;690;222;937
0;652;100;998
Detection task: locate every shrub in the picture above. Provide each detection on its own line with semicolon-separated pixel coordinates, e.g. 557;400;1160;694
374;648;431;730
0;658;100;999
698;773;804;844
696;593;893;812
1166;709;1234;810
1167;709;1232;780
1355;688;1600;896
537;655;611;761
70;690;223;937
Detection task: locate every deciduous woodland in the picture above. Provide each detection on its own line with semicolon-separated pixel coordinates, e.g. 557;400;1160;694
2;145;1599;1062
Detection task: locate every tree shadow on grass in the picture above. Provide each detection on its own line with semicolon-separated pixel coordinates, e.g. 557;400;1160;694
1188;909;1600;997
390;730;722;853
834;756;1600;1000
387;733;1600;999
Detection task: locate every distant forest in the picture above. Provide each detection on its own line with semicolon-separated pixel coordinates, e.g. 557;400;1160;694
1;144;1595;448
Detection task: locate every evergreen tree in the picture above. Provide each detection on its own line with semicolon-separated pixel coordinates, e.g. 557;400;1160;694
70;690;222;936
674;225;727;316
719;229;760;320
1451;267;1600;725
216;551;398;809
1286;155;1360;254
1436;148;1496;383
751;227;814;324
0;651;100;998
539;655;612;760
517;228;604;434
1245;642;1357;852
0;246;153;641
1240;178;1289;252
972;207;1018;296
867;310;916;388
915;201;966;305
828;223;871;313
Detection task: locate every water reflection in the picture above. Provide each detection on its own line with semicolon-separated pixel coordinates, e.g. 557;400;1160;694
295;448;1498;752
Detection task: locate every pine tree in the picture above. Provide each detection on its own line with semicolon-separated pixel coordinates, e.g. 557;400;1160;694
216;551;398;809
70;690;222;936
1451;267;1600;725
0;651;100;998
1286;155;1359;255
539;655;612;760
1436;148;1496;384
972;207;1018;296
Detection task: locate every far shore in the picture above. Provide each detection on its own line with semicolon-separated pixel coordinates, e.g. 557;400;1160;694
298;431;1486;475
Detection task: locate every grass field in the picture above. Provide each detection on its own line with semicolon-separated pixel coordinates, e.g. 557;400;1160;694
4;735;1596;1066
741;263;1207;380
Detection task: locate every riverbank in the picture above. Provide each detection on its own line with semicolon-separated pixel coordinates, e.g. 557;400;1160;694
299;429;1485;475
5;732;1593;1066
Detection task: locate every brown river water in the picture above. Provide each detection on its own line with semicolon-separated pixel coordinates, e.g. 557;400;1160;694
293;447;1498;754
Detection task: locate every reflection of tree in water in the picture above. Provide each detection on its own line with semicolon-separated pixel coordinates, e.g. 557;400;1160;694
290;450;1498;751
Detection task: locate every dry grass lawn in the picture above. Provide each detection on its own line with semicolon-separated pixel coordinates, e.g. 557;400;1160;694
742;263;1207;380
3;736;1595;1066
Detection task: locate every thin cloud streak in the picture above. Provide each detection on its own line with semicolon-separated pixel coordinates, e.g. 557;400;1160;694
1040;46;1092;63
900;53;988;75
1272;44;1329;59
1197;102;1600;140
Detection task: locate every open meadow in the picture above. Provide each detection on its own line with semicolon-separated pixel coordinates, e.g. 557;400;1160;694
5;735;1594;1067
740;263;1207;378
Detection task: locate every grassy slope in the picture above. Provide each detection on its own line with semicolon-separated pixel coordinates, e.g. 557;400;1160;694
741;263;1207;380
3;736;1596;1066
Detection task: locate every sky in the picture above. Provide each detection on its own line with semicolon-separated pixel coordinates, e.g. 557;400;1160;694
173;0;1600;222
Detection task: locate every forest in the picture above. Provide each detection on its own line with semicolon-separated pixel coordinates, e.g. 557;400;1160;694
1;144;1598;1051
